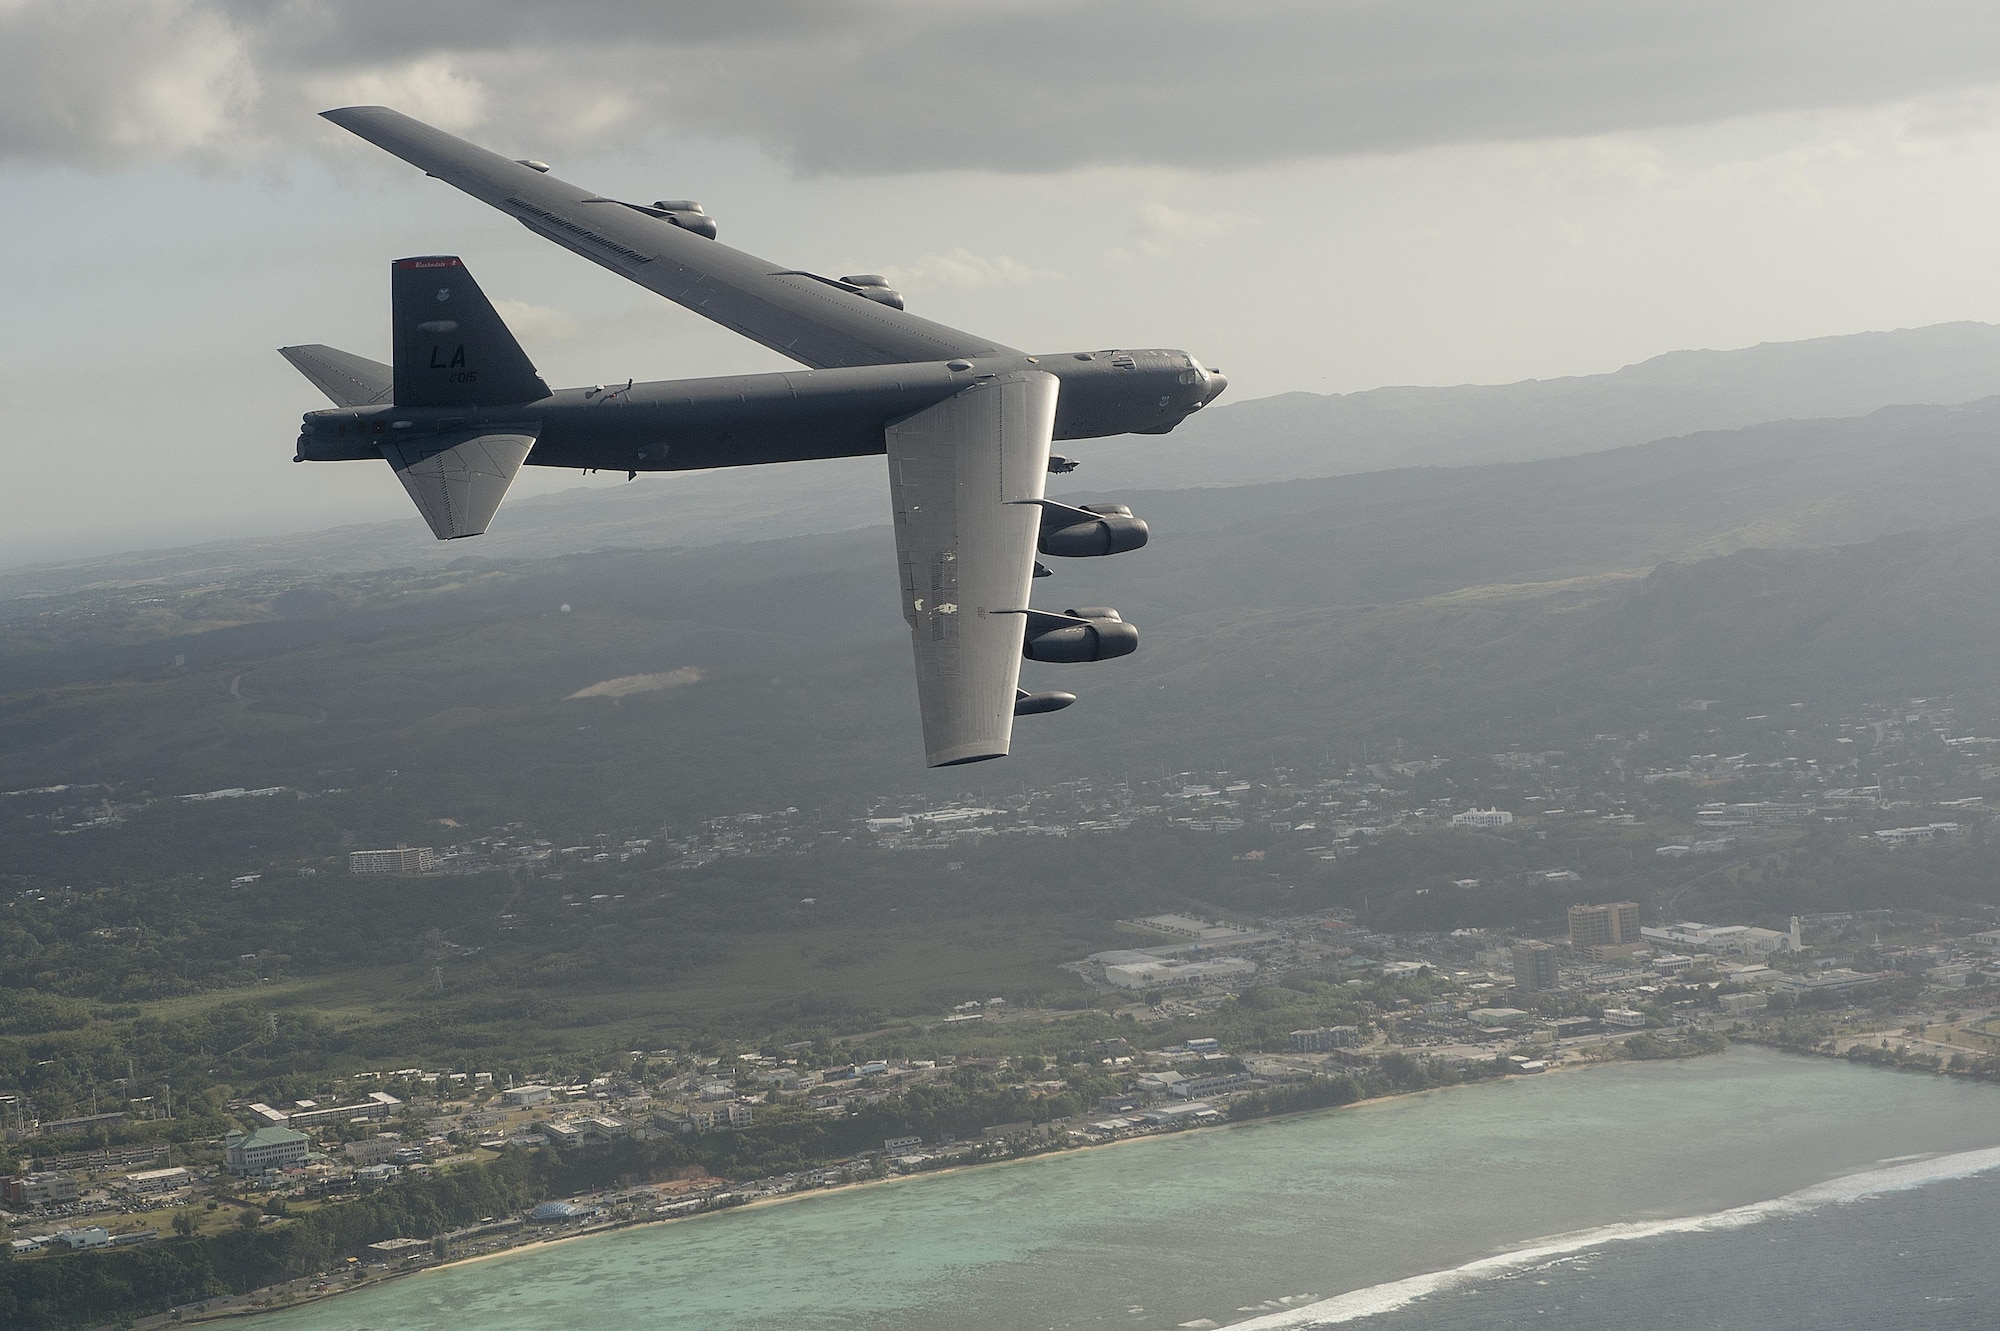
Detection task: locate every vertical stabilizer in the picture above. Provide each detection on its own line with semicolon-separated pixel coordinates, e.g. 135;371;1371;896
391;256;549;407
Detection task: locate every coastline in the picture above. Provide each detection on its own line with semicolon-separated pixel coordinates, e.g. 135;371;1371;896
150;1049;1628;1328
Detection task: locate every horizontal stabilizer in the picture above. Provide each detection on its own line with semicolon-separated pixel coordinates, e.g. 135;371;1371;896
382;428;538;539
279;344;392;407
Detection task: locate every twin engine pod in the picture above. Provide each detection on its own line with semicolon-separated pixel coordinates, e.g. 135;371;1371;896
1019;502;1145;718
650;200;717;239
1021;607;1138;663
839;274;906;310
600;195;720;239
1037;501;1149;558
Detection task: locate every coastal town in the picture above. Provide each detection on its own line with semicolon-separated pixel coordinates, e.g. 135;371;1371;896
6;685;2000;1320
7;889;2000;1314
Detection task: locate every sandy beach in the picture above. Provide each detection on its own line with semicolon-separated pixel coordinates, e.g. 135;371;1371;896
145;1050;1620;1329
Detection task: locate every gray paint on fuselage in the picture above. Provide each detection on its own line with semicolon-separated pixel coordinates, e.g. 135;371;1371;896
296;348;1216;474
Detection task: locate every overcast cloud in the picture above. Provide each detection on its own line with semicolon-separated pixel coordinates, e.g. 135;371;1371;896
12;1;2000;564
11;1;2000;172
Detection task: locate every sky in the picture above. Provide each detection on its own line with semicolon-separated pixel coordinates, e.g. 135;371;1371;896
11;0;2000;564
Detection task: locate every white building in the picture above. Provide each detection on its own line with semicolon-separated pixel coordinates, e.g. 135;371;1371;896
502;1085;553;1107
689;1103;754;1131
1641;917;1802;956
1131;914;1256;941
1169;1072;1259;1098
344;1135;403;1165
49;1227;111;1250
1451;809;1514;828
5;1172;79;1208
348;846;438;874
1875;823;1961;846
116;1167;190;1195
1292;1026;1361;1052
1601;1008;1648;1028
225;1126;309;1175
249;1091;402;1129
1103;956;1257;989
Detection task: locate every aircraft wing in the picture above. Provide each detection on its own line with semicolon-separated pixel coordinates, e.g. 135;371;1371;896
885;371;1057;766
322;106;1017;370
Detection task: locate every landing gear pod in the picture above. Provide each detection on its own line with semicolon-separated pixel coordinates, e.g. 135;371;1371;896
1015;689;1078;716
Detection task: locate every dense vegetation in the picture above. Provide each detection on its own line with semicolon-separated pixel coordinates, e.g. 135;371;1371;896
1;791;1996;1132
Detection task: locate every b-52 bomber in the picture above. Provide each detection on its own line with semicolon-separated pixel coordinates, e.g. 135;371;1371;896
286;107;1226;767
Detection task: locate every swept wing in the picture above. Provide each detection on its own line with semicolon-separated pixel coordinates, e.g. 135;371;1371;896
321;106;1015;370
885;371;1057;765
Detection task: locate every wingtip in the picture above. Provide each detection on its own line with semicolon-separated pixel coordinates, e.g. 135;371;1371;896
931;752;1007;768
320;105;398;129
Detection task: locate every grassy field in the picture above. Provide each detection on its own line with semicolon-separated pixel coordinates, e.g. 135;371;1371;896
48;913;1114;1087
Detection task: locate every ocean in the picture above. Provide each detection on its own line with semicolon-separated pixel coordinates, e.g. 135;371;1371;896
256;1048;2000;1331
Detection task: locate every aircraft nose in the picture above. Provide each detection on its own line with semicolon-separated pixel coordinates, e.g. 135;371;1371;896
1201;369;1228;404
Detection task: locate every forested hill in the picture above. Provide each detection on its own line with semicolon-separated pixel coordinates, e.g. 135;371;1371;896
1097;319;2000;486
8;397;2000;820
9;322;2000;596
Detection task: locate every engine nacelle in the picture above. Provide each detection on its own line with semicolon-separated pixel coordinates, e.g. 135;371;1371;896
840;274;906;310
1021;608;1138;663
1038;500;1149;557
652;200;718;239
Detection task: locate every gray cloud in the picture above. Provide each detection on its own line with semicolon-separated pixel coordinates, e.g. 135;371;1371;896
10;0;2000;172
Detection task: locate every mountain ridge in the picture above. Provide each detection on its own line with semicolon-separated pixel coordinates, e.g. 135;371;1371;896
10;321;2000;597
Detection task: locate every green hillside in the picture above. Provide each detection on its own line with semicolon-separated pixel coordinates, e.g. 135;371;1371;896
9;397;2000;819
10;322;2000;597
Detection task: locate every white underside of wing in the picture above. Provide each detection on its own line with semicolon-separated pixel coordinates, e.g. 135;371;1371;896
382;429;538;540
885;373;1058;767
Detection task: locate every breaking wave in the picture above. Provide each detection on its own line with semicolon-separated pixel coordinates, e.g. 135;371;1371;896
1222;1145;2000;1329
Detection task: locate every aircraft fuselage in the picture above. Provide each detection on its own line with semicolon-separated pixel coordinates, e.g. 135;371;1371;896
296;348;1221;472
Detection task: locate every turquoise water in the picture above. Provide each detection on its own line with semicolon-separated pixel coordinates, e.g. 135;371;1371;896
260;1049;2000;1331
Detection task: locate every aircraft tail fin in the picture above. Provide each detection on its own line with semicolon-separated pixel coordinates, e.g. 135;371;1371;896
279;344;393;407
391;256;550;408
